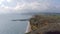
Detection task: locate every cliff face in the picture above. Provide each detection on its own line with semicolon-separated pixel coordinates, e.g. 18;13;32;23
27;15;60;34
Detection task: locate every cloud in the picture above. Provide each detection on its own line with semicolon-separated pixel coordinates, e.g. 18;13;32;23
0;0;60;14
7;0;12;2
11;1;50;11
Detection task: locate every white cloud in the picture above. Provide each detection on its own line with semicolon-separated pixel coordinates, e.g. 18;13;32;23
0;0;4;5
29;2;49;10
0;0;4;2
14;2;25;10
0;1;51;14
13;1;50;11
7;0;12;2
0;0;60;14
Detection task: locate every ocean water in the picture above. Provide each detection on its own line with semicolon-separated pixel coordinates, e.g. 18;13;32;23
0;14;32;34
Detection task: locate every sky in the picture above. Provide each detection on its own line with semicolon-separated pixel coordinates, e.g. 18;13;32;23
0;0;60;14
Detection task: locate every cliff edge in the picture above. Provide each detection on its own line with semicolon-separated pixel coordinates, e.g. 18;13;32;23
26;15;60;34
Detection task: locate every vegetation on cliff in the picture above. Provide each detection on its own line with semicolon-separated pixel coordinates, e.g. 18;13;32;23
27;14;60;34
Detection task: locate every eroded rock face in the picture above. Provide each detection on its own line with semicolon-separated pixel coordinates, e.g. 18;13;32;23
28;15;60;34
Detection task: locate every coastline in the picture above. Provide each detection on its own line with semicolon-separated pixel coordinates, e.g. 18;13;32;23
25;21;31;34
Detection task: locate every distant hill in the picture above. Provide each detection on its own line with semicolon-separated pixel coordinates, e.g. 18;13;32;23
21;12;60;16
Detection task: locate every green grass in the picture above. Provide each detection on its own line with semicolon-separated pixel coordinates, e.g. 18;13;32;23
30;15;60;30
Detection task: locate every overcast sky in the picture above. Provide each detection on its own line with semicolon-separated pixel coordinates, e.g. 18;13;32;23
0;0;60;14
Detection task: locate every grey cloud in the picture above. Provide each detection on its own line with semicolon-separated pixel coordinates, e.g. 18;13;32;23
0;0;60;14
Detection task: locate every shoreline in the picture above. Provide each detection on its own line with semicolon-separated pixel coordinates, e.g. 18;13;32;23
25;21;31;34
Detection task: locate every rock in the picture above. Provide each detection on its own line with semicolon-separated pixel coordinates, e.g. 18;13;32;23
27;15;60;34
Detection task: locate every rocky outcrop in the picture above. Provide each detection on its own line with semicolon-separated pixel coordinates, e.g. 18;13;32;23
27;15;60;34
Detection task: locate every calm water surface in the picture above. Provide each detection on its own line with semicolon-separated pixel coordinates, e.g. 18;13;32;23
0;14;32;34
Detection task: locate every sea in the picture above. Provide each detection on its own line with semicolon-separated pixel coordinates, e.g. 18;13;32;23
0;13;32;34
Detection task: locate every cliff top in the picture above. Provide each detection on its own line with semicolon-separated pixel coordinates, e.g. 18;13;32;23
27;15;60;34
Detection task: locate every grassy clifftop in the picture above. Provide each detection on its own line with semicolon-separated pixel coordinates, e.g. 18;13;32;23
27;14;60;34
